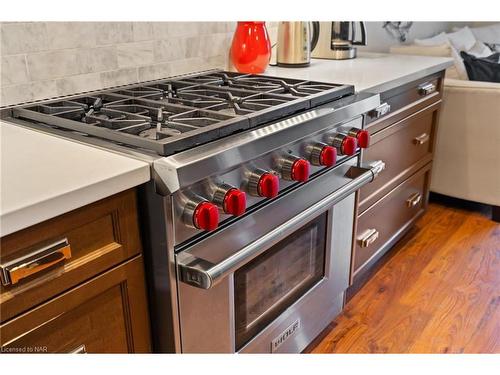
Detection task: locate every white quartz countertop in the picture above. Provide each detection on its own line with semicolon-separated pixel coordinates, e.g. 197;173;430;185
265;52;453;93
0;122;150;236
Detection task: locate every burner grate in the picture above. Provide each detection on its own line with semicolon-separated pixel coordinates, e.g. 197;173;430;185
11;70;354;155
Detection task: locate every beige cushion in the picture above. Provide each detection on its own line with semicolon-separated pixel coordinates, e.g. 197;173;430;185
445;66;460;80
431;79;500;205
389;44;452;57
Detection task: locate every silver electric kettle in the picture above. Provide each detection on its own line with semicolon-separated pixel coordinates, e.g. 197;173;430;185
276;22;320;67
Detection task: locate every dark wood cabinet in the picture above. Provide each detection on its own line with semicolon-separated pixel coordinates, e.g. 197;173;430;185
0;189;151;353
349;71;445;295
1;256;150;353
359;102;439;212
353;163;431;276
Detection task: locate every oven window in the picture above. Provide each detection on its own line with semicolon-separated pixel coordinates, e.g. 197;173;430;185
234;212;327;350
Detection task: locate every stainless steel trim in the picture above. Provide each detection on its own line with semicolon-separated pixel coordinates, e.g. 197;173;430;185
418;82;437;96
247;169;268;197
69;344;87;354
279;154;302;181
152;92;380;195
369;102;391;119
330;48;357;60
313;48;357;60
212;183;234;210
308;142;329;166
0;238;71;286
138;184;182;352
358;228;379;248
406;192;422;208
181;195;206;229
328;132;348;151
177;161;385;289
413;132;430;145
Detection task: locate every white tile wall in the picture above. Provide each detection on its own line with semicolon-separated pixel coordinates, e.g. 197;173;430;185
117;41;154;68
1;54;29;86
0;22;48;55
0;21;247;106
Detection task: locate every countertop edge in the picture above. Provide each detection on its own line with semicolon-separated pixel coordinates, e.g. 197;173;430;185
359;59;453;93
0;164;150;237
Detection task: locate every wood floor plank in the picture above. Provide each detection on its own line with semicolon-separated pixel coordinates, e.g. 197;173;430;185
310;201;500;353
406;216;499;352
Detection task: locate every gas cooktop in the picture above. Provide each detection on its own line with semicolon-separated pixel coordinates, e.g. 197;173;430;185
7;70;354;156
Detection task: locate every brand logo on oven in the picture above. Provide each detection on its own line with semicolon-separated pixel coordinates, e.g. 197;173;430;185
271;319;301;352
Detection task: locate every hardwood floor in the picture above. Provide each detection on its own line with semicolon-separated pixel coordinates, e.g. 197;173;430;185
308;198;500;353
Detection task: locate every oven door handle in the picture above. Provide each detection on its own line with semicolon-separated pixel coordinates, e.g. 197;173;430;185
178;160;385;290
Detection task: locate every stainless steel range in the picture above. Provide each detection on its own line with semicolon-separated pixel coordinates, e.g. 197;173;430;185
1;70;385;353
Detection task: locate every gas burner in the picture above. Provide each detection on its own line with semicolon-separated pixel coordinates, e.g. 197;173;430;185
11;70;354;156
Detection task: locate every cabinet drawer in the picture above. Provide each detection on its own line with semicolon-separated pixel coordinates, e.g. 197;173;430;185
0;189;142;322
353;163;431;277
359;102;438;212
365;72;443;133
0;255;150;353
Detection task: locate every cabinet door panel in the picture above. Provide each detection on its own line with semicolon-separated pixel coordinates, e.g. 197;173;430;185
1;189;142;323
360;103;438;212
0;256;151;353
354;164;431;278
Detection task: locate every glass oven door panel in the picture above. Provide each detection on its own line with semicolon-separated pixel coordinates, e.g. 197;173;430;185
234;212;327;350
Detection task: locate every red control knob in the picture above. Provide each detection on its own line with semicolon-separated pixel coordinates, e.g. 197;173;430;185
193;202;219;231
223;188;246;216
319;145;337;167
291;159;310;182
351;129;370;148
341;136;357;156
329;133;358;156
258;172;280;198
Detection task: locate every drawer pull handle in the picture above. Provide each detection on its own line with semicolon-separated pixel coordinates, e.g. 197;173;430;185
369;102;391;119
70;344;87;354
358;228;379;248
0;238;72;286
406;193;422;208
418;82;436;96
413;133;430;145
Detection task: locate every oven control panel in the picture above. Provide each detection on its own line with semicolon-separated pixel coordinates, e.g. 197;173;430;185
172;115;370;246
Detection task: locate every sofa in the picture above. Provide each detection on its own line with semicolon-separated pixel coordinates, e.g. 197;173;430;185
390;29;500;222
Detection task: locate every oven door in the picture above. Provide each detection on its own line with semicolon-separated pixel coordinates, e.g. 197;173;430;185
176;158;384;353
234;211;328;351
